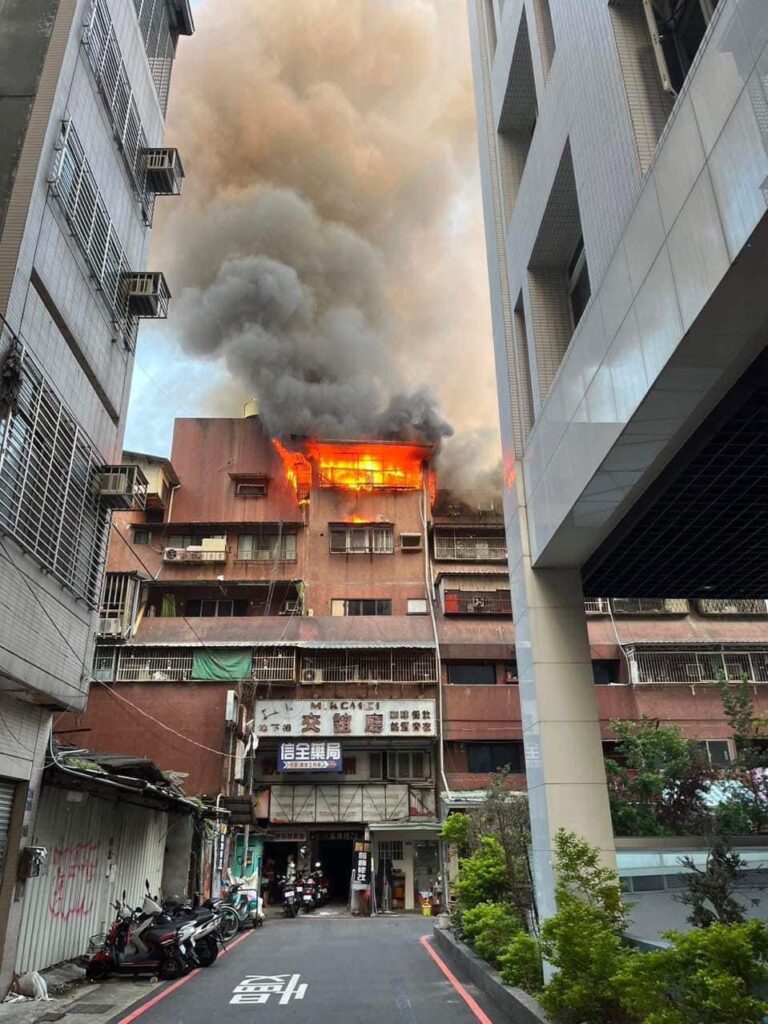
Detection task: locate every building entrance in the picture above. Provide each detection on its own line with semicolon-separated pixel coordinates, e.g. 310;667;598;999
317;838;354;903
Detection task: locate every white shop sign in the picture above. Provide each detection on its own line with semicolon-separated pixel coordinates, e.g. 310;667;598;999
255;699;436;738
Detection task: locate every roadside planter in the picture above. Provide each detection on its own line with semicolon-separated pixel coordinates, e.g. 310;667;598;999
431;926;550;1024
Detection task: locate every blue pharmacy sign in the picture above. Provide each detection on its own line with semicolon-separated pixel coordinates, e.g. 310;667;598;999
279;741;343;773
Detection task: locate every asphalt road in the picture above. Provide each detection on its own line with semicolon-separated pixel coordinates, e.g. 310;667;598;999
113;916;502;1024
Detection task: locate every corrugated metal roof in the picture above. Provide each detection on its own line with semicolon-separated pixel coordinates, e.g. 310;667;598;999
128;615;436;649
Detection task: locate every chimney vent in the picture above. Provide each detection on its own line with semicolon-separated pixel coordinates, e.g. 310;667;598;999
243;397;259;419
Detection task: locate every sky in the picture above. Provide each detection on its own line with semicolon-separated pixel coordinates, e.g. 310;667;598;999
123;0;500;487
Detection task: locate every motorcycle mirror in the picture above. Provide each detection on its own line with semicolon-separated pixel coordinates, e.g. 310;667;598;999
122;889;126;901
145;879;150;891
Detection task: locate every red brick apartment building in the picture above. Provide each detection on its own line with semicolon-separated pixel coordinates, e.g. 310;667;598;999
65;414;768;906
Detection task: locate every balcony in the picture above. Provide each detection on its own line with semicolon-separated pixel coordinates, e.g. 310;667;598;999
610;598;688;615
123;272;170;319
96;464;148;510
433;530;507;562
163;540;227;563
142;148;185;196
252;646;438;685
697;599;768;616
97;571;142;639
585;598;610;614
627;648;768;685
443;589;512;616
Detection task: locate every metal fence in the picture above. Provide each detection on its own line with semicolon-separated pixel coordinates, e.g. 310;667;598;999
299;649;437;684
116;647;193;681
253;647;297;682
611;598;689;614
443;589;512;615
627;649;768;685
697;599;768;615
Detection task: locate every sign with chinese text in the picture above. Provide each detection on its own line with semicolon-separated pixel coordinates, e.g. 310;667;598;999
256;699;436;737
230;974;307;1005
279;741;343;772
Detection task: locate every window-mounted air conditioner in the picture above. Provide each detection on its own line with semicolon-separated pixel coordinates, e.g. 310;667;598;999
163;547;183;562
400;532;423;552
123;272;170;319
301;668;323;685
281;600;300;615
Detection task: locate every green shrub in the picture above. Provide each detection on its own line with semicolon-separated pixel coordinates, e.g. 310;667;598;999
617;920;768;1024
455;836;508;909
461;902;522;967
440;812;473;856
499;932;544;993
539;897;634;1024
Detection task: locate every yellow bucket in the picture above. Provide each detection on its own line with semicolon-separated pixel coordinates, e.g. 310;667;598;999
421;904;432;917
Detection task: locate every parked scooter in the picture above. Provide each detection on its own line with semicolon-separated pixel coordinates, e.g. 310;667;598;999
311;863;329;906
162;896;227;967
218;880;264;936
297;871;317;913
280;875;299;918
86;889;192;981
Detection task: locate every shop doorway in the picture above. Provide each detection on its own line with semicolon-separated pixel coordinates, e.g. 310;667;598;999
317;839;354;903
261;842;299;906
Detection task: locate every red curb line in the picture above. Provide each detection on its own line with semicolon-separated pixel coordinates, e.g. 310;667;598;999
419;935;494;1024
116;928;255;1023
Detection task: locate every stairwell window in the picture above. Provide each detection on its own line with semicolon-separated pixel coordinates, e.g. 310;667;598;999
329;524;394;555
567;235;591;329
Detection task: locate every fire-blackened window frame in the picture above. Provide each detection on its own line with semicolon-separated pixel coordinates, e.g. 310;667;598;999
329;523;394;555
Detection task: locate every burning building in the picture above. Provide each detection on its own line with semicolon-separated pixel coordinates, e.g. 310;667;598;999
64;410;768;912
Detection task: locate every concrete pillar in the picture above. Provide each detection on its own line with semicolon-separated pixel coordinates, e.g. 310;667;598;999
507;480;615;921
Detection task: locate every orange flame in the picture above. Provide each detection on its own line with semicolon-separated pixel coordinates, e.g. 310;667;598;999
273;440;312;501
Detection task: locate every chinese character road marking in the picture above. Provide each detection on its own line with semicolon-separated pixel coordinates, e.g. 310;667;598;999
230;974;308;1006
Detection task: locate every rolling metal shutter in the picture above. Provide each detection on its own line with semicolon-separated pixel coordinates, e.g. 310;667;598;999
0;779;17;877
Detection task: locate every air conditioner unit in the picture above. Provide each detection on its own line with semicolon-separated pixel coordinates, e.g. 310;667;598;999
301;668;323;685
281;600;300;615
163;547;182;561
471;596;486;610
400;533;423;552
123;271;170;319
225;690;238;725
96;466;146;510
142;147;185;196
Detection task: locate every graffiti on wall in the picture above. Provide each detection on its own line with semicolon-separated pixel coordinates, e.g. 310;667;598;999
48;842;100;921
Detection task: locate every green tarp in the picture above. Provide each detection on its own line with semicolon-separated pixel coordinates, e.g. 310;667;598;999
191;648;252;681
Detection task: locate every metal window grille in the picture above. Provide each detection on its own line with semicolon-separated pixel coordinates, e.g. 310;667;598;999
237;533;297;562
443;589;512;615
83;0;155;223
98;572;139;637
697;599;768;616
0;344;109;607
611;598;689;614
627;649;768;685
377;840;403;861
329;525;394;555
252;647;297;682
299;649;437;684
92;645;117;680
50;122;137;348
433;530;507;561
116;647;193;681
132;0;176;114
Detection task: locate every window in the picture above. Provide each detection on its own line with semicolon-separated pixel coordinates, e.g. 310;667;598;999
378;840;404;862
389;751;427;781
696;740;732;768
167;534;193;549
602;741;628;767
331;599;392;617
567;236;591;329
447;662;497;686
645;0;720;95
185;598;249;618
237;532;297;562
433;529;507;561
329;524;394;555
407;598;428;615
497;11;538;219
133;529;150;545
369;751;384;780
235;477;268;498
592;660;621;685
467;742;524;773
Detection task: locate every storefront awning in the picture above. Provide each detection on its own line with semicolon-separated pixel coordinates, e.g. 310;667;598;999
368;821;440;833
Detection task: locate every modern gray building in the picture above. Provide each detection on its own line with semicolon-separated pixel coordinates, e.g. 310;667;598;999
0;0;191;985
468;0;768;917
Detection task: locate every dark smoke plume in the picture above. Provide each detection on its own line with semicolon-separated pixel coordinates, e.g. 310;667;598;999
153;0;498;467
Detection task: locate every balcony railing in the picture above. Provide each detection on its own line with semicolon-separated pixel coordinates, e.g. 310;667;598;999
627;649;768;685
585;598;610;614
443;590;512;615
611;598;689;615
116;648;193;682
697;599;768;616
433;532;507;561
97;572;141;638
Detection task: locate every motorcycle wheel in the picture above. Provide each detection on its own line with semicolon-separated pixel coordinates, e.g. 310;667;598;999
86;960;111;982
159;951;188;980
218;908;239;942
290;903;299;918
196;935;219;967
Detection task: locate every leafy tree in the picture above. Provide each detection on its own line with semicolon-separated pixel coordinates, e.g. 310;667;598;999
674;836;754;928
605;718;713;836
498;932;544;993
454;836;508;909
439;812;473;856
617;920;768;1024
716;675;768;832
